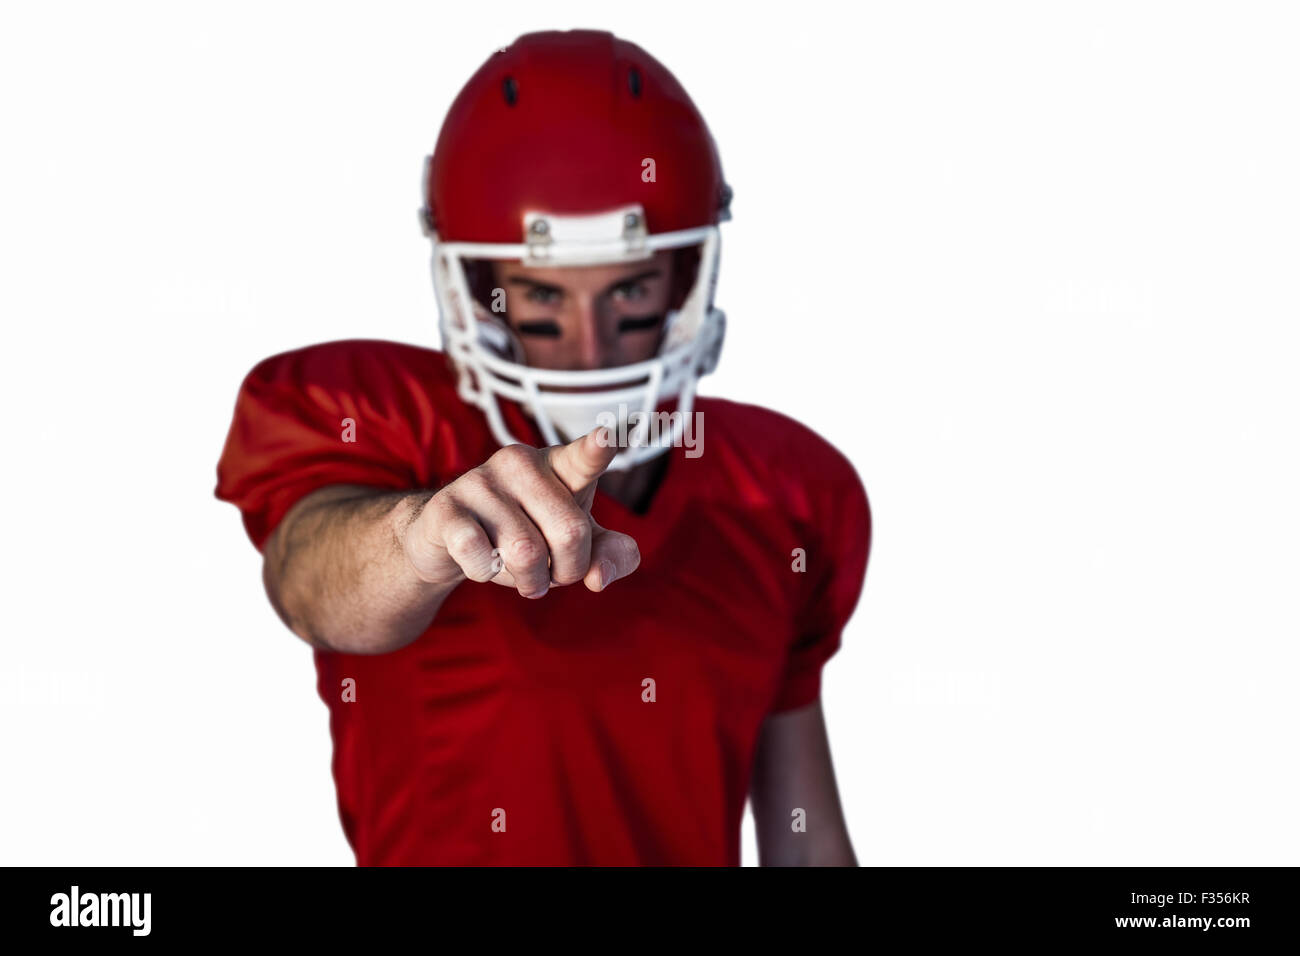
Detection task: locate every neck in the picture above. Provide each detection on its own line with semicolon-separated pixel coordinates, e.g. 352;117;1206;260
597;452;670;515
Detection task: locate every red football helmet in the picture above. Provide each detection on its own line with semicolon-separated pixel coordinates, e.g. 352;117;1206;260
421;29;731;469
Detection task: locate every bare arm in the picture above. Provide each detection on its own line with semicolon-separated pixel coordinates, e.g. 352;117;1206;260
262;484;448;654
260;428;641;655
749;697;857;866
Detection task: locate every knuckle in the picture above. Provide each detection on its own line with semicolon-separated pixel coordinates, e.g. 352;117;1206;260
504;535;545;568
492;443;538;471
453;468;492;498
551;516;590;551
444;523;483;556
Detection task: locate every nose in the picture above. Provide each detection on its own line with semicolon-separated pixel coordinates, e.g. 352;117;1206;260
573;296;608;370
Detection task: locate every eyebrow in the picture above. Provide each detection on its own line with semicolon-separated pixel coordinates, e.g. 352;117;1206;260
603;269;662;292
504;269;664;298
506;277;563;293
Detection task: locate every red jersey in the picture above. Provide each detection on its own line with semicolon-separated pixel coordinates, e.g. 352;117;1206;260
214;339;871;865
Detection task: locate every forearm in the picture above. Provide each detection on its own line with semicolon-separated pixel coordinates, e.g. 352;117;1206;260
752;781;858;866
755;819;857;867
750;699;858;866
264;488;458;654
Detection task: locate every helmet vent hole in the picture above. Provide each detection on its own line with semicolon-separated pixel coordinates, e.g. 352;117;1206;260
502;76;518;106
627;67;642;98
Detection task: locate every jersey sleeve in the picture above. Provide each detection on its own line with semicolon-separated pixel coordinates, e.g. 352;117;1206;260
214;344;427;552
769;450;873;714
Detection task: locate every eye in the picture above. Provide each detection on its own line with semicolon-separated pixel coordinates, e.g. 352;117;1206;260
611;280;649;301
526;286;562;305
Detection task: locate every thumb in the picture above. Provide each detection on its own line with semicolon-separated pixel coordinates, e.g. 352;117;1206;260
544;425;620;496
583;520;641;592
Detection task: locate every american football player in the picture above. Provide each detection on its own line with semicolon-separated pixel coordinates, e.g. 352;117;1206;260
215;29;871;866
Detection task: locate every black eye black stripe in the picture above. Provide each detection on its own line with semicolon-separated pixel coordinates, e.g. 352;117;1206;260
617;314;663;333
512;315;663;338
515;321;561;337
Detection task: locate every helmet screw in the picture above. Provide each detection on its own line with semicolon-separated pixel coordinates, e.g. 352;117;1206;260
529;218;550;236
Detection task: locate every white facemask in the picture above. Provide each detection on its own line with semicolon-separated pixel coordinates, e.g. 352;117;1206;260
431;206;725;471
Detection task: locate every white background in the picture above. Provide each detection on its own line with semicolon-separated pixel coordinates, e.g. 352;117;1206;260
1;1;1296;866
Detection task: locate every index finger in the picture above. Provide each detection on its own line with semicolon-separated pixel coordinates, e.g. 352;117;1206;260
543;425;620;495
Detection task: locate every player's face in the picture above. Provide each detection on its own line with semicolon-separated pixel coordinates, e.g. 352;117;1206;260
490;250;676;371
